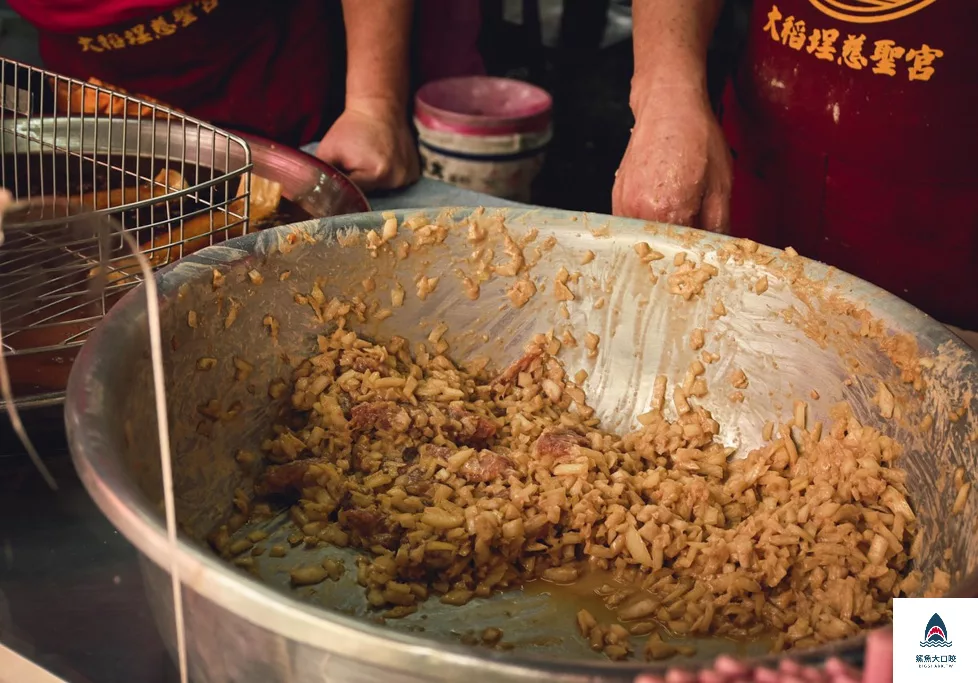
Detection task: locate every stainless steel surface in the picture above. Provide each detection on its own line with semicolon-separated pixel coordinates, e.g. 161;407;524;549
0;180;516;683
0;68;367;410
0;59;252;409
233;131;368;219
66;208;978;682
0;201;128;489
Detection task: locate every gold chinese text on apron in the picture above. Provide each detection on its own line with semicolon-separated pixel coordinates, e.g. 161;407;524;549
76;0;219;54
765;4;944;82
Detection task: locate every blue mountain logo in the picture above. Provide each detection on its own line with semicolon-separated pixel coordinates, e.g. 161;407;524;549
920;613;953;648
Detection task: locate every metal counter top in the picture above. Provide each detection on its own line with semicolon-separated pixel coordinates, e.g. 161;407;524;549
0;177;522;683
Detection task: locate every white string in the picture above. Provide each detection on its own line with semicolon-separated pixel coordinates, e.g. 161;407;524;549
0;191;187;683
0;318;58;490
118;230;189;683
0;190;58;491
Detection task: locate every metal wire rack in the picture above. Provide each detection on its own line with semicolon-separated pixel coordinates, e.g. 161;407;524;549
0;57;253;409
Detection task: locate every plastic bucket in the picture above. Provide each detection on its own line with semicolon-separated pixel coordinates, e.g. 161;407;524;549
414;76;553;202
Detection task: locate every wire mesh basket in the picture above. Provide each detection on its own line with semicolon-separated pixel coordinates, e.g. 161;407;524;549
0;57;253;409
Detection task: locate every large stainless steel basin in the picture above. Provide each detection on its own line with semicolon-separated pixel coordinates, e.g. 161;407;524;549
65;208;978;682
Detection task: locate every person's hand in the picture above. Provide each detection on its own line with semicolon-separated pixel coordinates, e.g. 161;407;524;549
315;98;420;192
634;655;858;683
634;629;892;683
859;628;893;683
612;86;732;233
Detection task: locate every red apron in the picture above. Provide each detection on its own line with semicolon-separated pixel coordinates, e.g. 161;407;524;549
18;0;342;146
721;1;978;329
416;0;486;83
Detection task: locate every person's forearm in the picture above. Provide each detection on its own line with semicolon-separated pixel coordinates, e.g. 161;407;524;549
631;0;724;113
340;0;414;115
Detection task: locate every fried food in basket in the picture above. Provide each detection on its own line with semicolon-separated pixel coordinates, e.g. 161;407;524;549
53;77;179;118
133;171;281;268
49;77;285;279
93;172;282;283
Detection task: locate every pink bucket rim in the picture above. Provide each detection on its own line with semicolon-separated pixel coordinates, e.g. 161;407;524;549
415;76;553;134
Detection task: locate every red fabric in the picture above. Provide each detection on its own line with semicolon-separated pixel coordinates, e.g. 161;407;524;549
416;0;486;83
29;0;340;146
723;1;978;329
7;0;176;32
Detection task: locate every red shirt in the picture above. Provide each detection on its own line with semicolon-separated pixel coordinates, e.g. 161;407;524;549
10;0;486;146
14;0;342;146
7;0;178;32
723;0;978;328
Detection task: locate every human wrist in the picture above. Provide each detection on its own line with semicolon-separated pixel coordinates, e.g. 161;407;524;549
630;50;710;118
630;78;710;124
344;93;407;120
344;62;409;119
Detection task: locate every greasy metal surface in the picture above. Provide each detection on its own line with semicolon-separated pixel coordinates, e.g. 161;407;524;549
231;131;368;219
1;78;251;409
0;178;508;683
66;208;978;682
1;114;365;411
